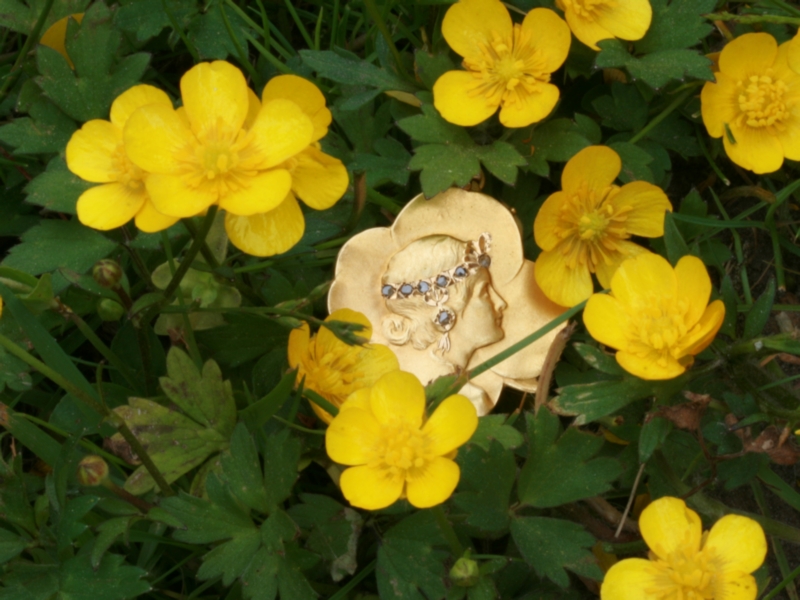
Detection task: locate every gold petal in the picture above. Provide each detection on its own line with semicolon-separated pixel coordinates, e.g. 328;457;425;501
110;84;172;129
704;514;766;574
262;74;331;142
561;146;621;197
712;572;760;600
583;293;631;351
700;74;738;139
674;256;712;328
638;496;702;560
316;308;374;352
594;241;649;289
290;147;349;210
723;123;784;174
718;33;777;81
789;32;800;75
124;103;192;174
609;253;676;311
563;9;613;51
441;0;512;59
145;173;216;218
369;371;425;428
180;61;249;137
594;0;652;42
433;70;499;127
519;8;571;73
287;322;310;369
674;300;725;358
246;99;314;169
405;457;460;508
533;191;567;251
498;82;560;128
339;464;404;510
66;120;121;183
76;183;146;230
243;88;261;130
326;408;382;465
608;181;671;238
616;349;685;380
217;168;292;216
134;199;179;233
422;394;478;456
534;248;594;307
600;558;659;600
224;193;305;257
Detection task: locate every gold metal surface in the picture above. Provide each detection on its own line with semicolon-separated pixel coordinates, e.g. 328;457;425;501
329;188;566;415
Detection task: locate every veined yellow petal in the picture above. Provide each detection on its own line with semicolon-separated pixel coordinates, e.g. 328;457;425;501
317;308;374;352
584;293;631;351
405;457;460;508
441;0;512;59
287;322;310;369
713;572;760;600
723;123;784;174
593;0;652;43
217;168;292;216
262;74;331;142
326;408;382;466
290;147;349;210
422;395;478;456
789;31;800;75
369;371;425;428
564;9;613;51
616;348;685;380
356;344;400;386
561;146;621;197
145;173;216;218
594;241;648;290
610;253;676;311
247;99;314;169
675;256;712;328
600;558;659;600
433;70;499;127
608;181;671;238
340;388;372;413
76;183;146;230
243;88;261;130
703;514;767;574
339;464;404;510
124;103;192;174
180;61;249;137
66;120;120;183
134;199;179;233
498;82;560;128
519;8;571;73
224;193;305;257
639;497;702;560
110;84;172;129
718;33;777;82
700;73;738;139
675;300;725;358
533;191;567;251
534;248;594;307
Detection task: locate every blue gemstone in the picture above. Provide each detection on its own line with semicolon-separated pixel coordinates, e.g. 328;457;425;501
400;284;414;296
381;285;394;297
437;311;453;326
436;275;449;287
479;254;491;268
454;266;468;278
418;281;430;293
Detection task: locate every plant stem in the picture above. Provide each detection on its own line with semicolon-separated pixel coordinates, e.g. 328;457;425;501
431;505;465;558
629;85;699;145
764;564;800;600
0;0;55;103
705;12;800;24
162;0;199;62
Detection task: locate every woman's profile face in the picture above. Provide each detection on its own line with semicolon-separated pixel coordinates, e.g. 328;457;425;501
457;269;506;350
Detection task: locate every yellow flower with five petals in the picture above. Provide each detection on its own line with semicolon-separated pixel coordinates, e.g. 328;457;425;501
326;370;478;510
433;0;571;128
584;253;725;380
66;84;180;233
533;145;672;307
701;32;800;174
288;309;399;424
555;0;652;51
601;496;766;600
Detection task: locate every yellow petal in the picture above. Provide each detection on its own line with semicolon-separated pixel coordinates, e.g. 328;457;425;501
406;457;460;509
76;183;146;230
339;464;404;510
594;0;652;43
718;33;777;81
700;74;738;139
600;558;659;600
180;61;249;137
40;14;83;68
561;146;621;197
247;99;314;169
422;394;478;456
519;8;571;73
723;123;784;174
564;9;613;51
584;293;631;351
110;84;172;129
713;572;760;600
675;256;711;328
441;0;512;59
675;300;725;358
134;199;180;233
262;74;331;142
789;31;800;75
66;120;120;183
616;348;685;380
145;173;216;218
369;371;425;428
217;168;292;216
287;322;310;369
534;248;594;307
356;344;400;385
317;308;373;352
433;70;499;127
224;193;305;257
610;253;676;311
594;240;649;289
498;82;560;128
340;388;372;413
290;147;349;210
704;514;766;574
243;88;261;130
608;181;671;238
124;103;192;174
638;496;702;560
533;191;566;251
326;407;381;465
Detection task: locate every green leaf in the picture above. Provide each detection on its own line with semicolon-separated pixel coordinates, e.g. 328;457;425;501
475;141;527;185
414;48;455;90
239;370;295;432
114;0;197;42
453;441;516;535
24;157;91;215
0;457;36;534
36;4;151;122
596;40;713;89
517;410;621;507
639;416;673;463
351;137;411;188
592;83;647;133
469;414;524;451
608;141;653;183
262;430;301;511
300;49;417;93
187;5;249;61
159;347;237;437
719;274;738;338
0;96;76;154
510;517;602;587
571;343;625;376
0;528;27;565
662;211;691;264
0;0;89;34
91;516;142;569
635;0;716;54
743;279;775;341
288;494;363;581
397;104;473;145
408;143;482;197
550;377;661;424
524;115;599;163
219;423;269;514
717;453;768;491
162;488;256;545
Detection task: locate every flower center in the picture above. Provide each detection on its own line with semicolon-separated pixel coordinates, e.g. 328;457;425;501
178;120;257;193
557;0;617;20
302;343;364;406
735;71;790;130
626;296;691;366
112;145;145;190
646;548;716;600
370;420;434;483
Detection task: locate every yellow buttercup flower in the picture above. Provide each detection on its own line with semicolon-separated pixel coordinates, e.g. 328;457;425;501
224;76;349;257
40;13;83;68
790;30;800;75
601;497;766;600
326;371;478;510
288;309;399;424
123;61;315;220
555;0;651;51
584;253;725;380
533;146;672;307
701;32;800;174
66;85;180;233
433;0;571;128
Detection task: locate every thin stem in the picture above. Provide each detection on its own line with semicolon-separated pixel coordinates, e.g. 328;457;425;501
629;85;699;145
218;3;259;84
161;231;202;367
162;0;199;62
764;564;800;600
113;421;175;497
328;560;377;600
0;0;55;103
180;218;219;268
431;505;465;558
272;415;324;435
362;0;408;79
705;12;800;24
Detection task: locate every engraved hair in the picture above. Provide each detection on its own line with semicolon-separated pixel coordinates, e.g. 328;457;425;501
381;235;475;349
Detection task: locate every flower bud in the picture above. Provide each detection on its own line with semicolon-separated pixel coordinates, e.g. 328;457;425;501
97;298;125;321
449;556;480;587
77;455;109;486
93;259;123;289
